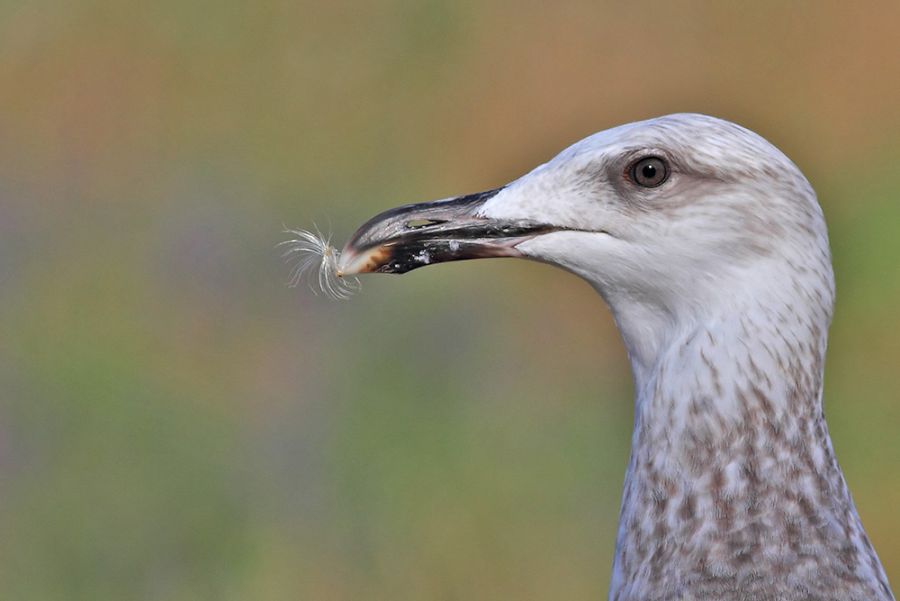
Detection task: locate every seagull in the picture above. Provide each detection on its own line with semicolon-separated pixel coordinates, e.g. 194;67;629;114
336;114;895;601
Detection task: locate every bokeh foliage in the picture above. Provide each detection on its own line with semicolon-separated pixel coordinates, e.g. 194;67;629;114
1;1;898;599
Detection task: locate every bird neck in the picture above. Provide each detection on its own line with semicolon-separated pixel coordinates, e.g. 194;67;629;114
608;283;893;600
626;294;832;486
631;289;829;443
609;252;836;423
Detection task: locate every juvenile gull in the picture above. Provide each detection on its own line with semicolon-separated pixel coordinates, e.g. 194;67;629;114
336;114;895;600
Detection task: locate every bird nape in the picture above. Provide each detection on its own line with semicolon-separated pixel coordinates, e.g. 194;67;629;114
326;114;896;600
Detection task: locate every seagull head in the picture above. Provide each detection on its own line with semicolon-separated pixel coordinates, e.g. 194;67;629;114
340;114;833;370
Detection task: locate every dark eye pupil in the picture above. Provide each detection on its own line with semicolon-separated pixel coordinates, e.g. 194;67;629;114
631;157;669;187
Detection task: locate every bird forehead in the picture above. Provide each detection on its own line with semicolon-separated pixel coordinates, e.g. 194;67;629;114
555;113;793;178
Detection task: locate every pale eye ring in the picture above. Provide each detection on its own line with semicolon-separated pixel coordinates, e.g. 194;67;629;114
629;156;669;188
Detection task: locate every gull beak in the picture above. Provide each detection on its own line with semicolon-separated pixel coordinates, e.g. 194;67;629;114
338;187;556;276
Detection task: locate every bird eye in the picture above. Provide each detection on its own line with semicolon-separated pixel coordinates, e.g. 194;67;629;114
629;156;669;188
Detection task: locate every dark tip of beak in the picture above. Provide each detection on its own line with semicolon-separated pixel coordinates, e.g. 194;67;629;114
338;187;554;276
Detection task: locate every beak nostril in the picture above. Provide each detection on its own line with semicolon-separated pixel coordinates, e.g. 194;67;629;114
405;218;447;230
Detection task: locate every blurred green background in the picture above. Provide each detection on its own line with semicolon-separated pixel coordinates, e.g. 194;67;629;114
1;1;899;599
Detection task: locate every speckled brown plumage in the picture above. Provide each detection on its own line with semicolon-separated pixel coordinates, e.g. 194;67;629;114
611;315;892;600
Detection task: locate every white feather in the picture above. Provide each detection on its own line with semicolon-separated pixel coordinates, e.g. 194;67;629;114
279;227;361;300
